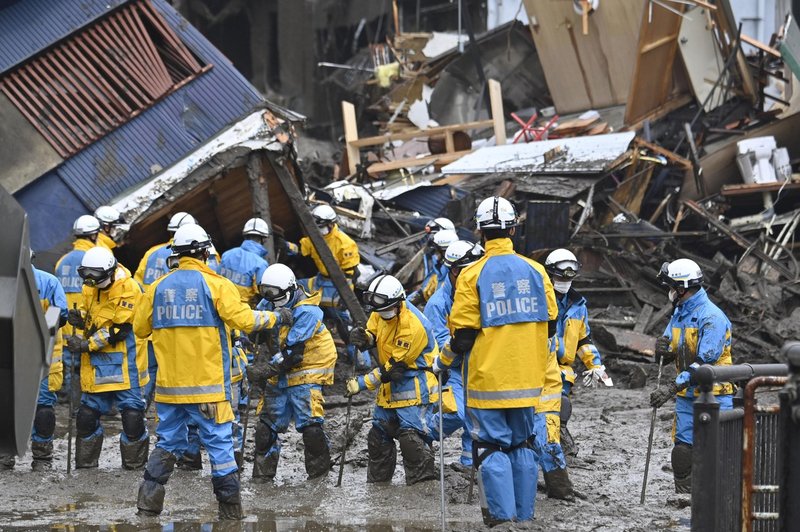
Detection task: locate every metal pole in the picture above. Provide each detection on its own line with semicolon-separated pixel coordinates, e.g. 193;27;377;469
640;356;663;504
438;377;446;532
691;387;721;532
457;0;463;53
66;303;77;475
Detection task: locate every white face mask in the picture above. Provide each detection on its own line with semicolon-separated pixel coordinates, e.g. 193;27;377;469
553;280;572;294
669;289;678;303
97;277;113;289
272;293;291;308
377;308;397;320
319;226;331;236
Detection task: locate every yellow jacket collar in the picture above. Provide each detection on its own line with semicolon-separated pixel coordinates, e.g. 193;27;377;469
298;290;322;307
73;238;95;251
484;238;515;256
178;256;215;273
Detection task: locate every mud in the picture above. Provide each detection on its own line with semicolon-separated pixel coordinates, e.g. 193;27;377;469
0;376;691;531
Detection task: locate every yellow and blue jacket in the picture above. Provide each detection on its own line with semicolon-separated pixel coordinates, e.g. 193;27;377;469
34;267;67;392
134;240;172;287
554;289;603;387
299;224;360;277
423;275;462;369
96;232;116;252
78;265;148;394
257;290;337;387
219;239;270;304
446;238;558;410
358;302;440;409
55;238;95;351
420;252;447;303
133;257;279;405
664;288;734;398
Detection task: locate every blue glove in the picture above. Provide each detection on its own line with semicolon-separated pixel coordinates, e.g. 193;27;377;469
675;371;692;387
270;353;284;366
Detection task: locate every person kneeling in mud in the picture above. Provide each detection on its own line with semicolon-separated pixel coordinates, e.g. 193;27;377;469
247;264;337;482
346;274;439;485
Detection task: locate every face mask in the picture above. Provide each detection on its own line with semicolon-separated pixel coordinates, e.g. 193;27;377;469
553;280;572;294
319;226;331;236
377;308;397;320
97;277;113;289
669;289;678;303
272;293;291;308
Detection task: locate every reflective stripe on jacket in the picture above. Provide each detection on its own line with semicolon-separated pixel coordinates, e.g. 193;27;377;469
79;265;147;393
360;302;439;408
554;289;602;385
299;224;359;277
449;238;558;409
134;241;172;287
219;239;269;303
134;257;278;404
34;267;66;392
538;343;563;414
664;288;734;397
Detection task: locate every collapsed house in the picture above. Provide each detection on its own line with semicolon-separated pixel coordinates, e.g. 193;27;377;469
0;0;307;271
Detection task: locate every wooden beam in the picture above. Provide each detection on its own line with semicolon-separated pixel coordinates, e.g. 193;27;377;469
246;151;275;261
365;149;472;175
488;79;506;145
640;34;680;54
350;119;494;148
740;34;781;58
342;101;360;176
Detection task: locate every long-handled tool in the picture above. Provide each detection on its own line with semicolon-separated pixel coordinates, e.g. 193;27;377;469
467;464;476;504
640;356;664;504
335;376;354;488
437;375;446;532
66;303;78;475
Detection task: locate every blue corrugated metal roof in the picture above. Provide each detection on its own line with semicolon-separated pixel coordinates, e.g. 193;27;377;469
387;185;470;219
0;0;129;74
13;0;268;252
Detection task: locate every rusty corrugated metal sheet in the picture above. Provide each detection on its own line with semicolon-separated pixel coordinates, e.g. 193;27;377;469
0;0;128;75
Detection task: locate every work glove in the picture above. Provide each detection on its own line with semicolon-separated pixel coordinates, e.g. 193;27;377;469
66;309;85;329
349;327;374;350
431;356;446;375
649;382;679;408
675;367;697;388
65;335;89;353
234;335;255;353
654;336;674;365
275;307;294;327
246;359;278;388
345;377;362;397
380;360;408;383
199;403;217;420
582;365;613;388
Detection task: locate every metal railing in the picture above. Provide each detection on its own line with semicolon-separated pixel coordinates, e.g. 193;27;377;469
691;363;788;532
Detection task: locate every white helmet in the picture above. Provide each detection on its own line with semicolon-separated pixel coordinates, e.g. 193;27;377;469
425;217;455;234
171;223;211;254
658;258;703;289
73;215;101;237
364;274;406;311
311;204;337;226
242;217;270;238
259;264;297;307
475;196;517;230
432;229;459;251
545;249;581;279
573;0;599;15
94;205;123;225
444;240;484;269
167;212;197;232
78;247;117;287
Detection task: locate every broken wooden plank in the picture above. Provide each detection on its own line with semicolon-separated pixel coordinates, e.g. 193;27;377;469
645;304;674;335
720;181;800;196
342;101;360;176
606;326;656;357
488;79;506;145
634;304;654;333
366;149;472;175
246;152;276;261
351;119;494;148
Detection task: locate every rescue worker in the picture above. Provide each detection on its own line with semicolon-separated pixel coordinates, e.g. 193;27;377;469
433;196;558;525
544;249;612;455
408;219;456;306
63;247;150;470
417;229;459;305
54;215;101;403
423;240;484;470
134;212;197;407
133;223;292;520
94;205;127;251
219;218;271;305
247;264;337;482
649;258;734;493
294;204;369;369
345;274;439;485
0;261;67;470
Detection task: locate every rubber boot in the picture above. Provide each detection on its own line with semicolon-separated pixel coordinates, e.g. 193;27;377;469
137;447;177;516
397;430;436;486
176;451;202;471
31;441;53;471
213;472;243;520
672;443;692;494
544;468;574;500
367;426;396;483
302;425;332;479
560;426;578;457
234;450;243;470
75;434;103;469
120;437;150;470
137;481;166;516
0;455;14;470
252;452;279;483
